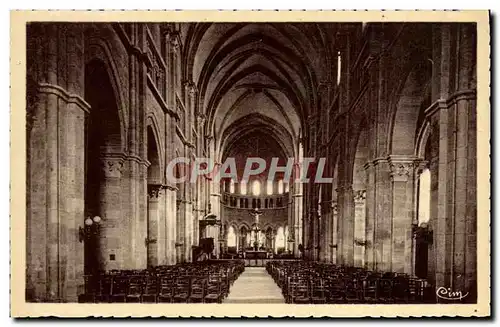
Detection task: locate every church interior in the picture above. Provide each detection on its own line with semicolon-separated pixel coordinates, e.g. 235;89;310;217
25;22;477;303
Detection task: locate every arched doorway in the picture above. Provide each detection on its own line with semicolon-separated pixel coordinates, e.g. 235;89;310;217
275;226;285;254
227;225;237;254
240;226;248;251
84;59;123;273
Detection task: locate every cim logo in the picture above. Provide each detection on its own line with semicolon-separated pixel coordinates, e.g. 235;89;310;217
436;287;469;301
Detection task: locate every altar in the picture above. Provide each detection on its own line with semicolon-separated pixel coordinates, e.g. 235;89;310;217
244;250;268;259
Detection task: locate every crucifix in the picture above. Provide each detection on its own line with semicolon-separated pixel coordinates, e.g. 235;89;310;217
249;207;263;251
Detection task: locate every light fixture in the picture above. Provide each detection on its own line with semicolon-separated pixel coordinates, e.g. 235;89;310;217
79;215;101;242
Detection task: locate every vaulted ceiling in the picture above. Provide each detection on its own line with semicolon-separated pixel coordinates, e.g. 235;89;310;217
183;23;341;159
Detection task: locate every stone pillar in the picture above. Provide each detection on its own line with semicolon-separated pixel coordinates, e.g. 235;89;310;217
156;185;168;266
337;184;354;266
26;24;87;302
27;83;89;301
292;182;303;257
321;200;331;262
210;172;221;258
452;24;476;298
176;197;185;263
164;185;177;265
124;157;148;270
184;198;194;262
364;162;376;270
287;190;293;253
353;189;366;267
128;24;149;271
98;155;125;271
330;202;338;263
146;184;163;267
389;156;417;274
373;158;392;272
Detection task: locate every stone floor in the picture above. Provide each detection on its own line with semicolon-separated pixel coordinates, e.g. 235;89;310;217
224;267;285;303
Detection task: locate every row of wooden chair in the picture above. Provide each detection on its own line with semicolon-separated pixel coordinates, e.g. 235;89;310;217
79;260;245;303
266;261;435;304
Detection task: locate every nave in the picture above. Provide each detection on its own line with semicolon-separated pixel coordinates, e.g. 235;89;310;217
25;22;478;303
78;259;438;304
224;267;284;304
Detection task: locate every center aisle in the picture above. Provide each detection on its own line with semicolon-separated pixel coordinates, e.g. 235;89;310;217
225;267;285;303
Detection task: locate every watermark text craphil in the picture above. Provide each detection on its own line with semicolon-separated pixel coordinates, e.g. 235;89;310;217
165;157;332;184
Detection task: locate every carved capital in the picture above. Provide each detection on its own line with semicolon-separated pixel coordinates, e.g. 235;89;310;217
331;202;338;215
184;81;197;97
100;156;124;178
196;112;206;125
169;33;180;52
354;189;367;203
389;157;417;182
415;159;430;175
147;184;163;199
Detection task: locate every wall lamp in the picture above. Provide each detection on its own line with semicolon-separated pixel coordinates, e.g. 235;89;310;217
79;216;101;242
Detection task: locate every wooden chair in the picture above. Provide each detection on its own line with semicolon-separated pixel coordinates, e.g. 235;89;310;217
361;278;378;303
189;278;206;303
377;278;394;303
126;280;143;303
111;276;128;302
290;282;310;304
310;278;327;304
157;284;174;303
141;277;159;303
172;278;190;303
204;281;222;303
327;279;345;303
344;278;361;303
95;275;113;303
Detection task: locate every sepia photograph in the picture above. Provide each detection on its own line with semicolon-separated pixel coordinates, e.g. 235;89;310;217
10;10;490;318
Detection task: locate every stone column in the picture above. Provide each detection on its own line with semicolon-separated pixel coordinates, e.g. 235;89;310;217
373;158;392;272
389;156;417;273
163;185;177;265
176;197;185;263
129;24;149;271
156;185;168;266
452;24;476;298
210;172;221;258
330;202;338;263
337;184;354;266
353;189;366;267
364;161;376;270
287;190;293;253
321;200;331;262
184;198;194;262
98;155;125;271
292;188;303;257
26;24;87;302
125;157;149;270
146;184;163;267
